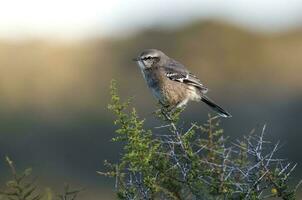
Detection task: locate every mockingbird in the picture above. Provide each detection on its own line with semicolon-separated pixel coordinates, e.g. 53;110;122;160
133;49;231;118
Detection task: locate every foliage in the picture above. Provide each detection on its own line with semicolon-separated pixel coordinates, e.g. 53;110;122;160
56;184;83;200
101;80;301;200
0;157;82;200
0;156;42;200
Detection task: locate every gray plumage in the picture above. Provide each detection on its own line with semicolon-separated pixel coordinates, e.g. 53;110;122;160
133;49;231;118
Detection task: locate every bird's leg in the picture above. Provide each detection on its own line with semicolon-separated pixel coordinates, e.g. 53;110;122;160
164;102;187;123
168;106;179;115
161;108;173;121
153;101;168;115
155;101;174;121
155;101;184;122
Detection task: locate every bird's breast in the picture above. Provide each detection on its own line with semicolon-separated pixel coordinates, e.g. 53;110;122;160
142;69;163;100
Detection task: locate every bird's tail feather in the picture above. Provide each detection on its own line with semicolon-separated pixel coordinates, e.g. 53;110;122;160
201;95;231;118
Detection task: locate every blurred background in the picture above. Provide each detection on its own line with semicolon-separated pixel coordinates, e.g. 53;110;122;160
0;0;301;199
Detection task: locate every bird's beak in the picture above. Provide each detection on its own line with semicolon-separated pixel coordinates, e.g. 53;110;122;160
132;57;140;62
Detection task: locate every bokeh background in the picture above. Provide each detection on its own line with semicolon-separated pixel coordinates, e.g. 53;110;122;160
0;0;301;199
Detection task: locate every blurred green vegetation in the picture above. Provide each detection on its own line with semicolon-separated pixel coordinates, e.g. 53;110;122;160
0;156;84;200
0;20;301;199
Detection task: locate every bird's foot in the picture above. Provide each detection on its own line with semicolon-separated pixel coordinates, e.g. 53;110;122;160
161;109;173;121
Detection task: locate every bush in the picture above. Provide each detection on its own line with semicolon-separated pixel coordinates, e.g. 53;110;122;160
0;156;82;200
100;80;301;200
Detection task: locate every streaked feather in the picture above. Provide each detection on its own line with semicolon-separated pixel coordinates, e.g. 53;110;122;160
164;59;208;92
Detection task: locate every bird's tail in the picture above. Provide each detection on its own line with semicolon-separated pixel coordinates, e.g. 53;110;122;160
201;95;232;118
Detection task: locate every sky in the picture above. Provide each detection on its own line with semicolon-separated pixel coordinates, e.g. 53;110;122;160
0;0;302;40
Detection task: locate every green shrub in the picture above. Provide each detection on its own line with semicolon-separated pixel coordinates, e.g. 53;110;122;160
0;156;42;200
101;80;301;200
0;157;82;200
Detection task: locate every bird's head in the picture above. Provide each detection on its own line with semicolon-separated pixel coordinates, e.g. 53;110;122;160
133;49;168;70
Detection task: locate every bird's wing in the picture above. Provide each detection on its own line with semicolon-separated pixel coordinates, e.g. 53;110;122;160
164;60;208;92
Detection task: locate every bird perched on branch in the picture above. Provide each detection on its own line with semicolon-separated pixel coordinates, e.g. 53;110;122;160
133;49;231;118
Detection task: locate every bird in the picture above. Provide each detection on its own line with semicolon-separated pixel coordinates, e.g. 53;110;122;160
133;49;231;118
